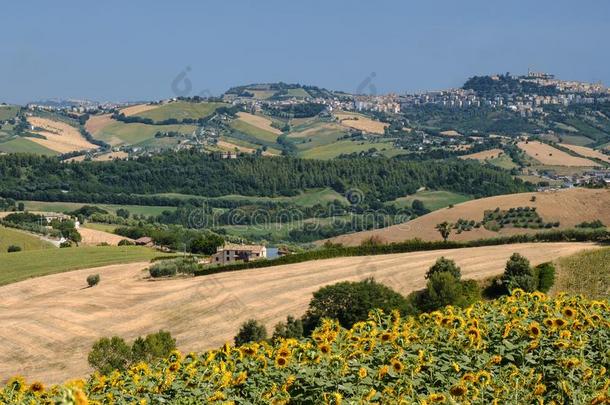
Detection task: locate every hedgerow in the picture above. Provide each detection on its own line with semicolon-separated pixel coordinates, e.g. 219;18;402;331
2;291;609;404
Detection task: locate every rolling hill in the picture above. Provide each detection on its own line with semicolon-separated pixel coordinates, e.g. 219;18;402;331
327;188;610;246
0;241;596;383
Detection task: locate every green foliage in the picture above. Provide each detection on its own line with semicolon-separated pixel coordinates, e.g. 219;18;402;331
6;245;21;253
535;262;556;293
425;256;461;280
576;219;605;229
272;315;304;341
148;257;199;278
86;274;100;287
435;221;452;242
503;253;537;292
234;319;268;346
87;336;132;375
131;330;176;364
116;208;130;219
301;278;415;333
417;272;467;312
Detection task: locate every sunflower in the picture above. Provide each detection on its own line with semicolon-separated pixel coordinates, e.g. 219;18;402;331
534;384;546;396
476;370;491;385
490;355;502;365
555;340;570;350
275;356;289;368
461;372;476;382
378;365;390;379
379;331;394;343
428;393;446;403
564;358;580;368
528;322;541;339
449;384;468;397
29;381;45;394
318;343;331;355
277;346;291;358
358;367;368;379
553;318;567;328
390;358;404;373
168;362;180;372
467;327;481;342
562;306;577;318
544;318;554;327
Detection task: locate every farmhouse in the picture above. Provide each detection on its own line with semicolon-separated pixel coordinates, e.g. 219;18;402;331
211;243;267;265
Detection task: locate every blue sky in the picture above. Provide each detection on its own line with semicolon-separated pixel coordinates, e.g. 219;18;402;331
1;0;609;104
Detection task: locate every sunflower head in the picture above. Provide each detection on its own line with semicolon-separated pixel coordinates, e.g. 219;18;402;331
528;322;541;339
562;306;577;318
275;356;289;368
318;343;331;355
29;381;45;393
390;358;404;373
358;367;368;379
450;384;468;397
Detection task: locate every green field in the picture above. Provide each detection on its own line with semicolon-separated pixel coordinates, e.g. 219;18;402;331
391;190;472;211
82;222;119;232
300;139;398;159
559;134;595;146
552;247;610;300
286;88;311;98
0;246;164;286
132;101;227;122
0;105;20;121
0;137;57;155
95;121;196;146
22;201;175;216
151;188;347;207
487;154;518;170
0;226;54;253
230;119;279;143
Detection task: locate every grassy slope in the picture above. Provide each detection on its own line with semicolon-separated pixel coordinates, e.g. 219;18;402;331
230;119;279;143
0;226;54;252
0;137;58;155
95;121;196;146
133;101;227;121
552;247;610;300
392;190;472;211
0;106;20;121
21;201;174;216
0;246;162;286
300;139;397;159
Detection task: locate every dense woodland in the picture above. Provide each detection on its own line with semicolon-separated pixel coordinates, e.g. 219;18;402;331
0;152;531;204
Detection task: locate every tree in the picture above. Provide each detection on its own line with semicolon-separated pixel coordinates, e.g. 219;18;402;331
116;209;130;219
190;234;224;255
426;257;461;280
87;274;100;287
272;316;303;341
435;221;452;242
234;319;267;346
88;336;132;375
132;330;176;362
301;278;415;334
17;202;24;211
502;253;537;292
118;239;135;246
535;262;555;293
7;245;21;253
417;272;466;312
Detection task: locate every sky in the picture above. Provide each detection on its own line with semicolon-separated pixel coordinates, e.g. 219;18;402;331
1;0;609;104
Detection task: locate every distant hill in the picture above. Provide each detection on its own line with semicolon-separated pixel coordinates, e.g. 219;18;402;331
327;188;610;245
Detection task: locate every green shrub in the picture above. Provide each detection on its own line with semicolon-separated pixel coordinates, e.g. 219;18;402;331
502;253;537;292
535;262;556;293
301;278;415;333
6;245;21;253
417;272;466;312
131;330;176;363
149;257;199;278
272;315;304;341
425;257;461;280
234;319;267;346
87;274;100;287
118;239;135;246
87;336;132;375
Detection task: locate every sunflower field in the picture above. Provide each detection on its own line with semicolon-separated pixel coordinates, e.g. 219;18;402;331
2;290;609;404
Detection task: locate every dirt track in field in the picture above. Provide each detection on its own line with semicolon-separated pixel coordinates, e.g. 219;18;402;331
0;242;598;384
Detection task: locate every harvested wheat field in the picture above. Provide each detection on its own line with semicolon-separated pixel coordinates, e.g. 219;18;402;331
440;130;461;137
236;112;282;134
0;242;597;383
517;141;599;166
328;188;610;246
78;228;132;246
459;148;504;161
335;112;388;134
120;104;159;116
84;114;113;136
27;117;98;153
560;143;610;163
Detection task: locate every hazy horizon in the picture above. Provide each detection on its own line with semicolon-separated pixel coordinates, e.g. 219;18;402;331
2;0;609;104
